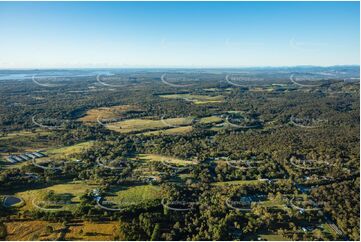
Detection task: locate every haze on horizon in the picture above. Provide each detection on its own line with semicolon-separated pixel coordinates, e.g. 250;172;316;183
0;1;359;68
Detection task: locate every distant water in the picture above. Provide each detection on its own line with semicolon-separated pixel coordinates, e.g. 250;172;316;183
0;73;32;80
0;70;111;80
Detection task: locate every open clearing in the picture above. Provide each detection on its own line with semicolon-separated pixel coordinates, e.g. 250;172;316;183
199;116;223;124
106;115;222;134
78;105;138;123
15;181;98;211
212;179;264;186
106;185;162;205
0;130;51;141
5;220;63;241
259;234;289;241
159;94;224;104
142;125;193;136
65;221;120;241
44;141;95;160
106;117;194;133
4;220;119;241
138;153;197;165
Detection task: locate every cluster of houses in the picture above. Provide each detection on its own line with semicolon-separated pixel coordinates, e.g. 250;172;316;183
6;151;46;163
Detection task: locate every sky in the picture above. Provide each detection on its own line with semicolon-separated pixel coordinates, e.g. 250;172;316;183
0;1;359;68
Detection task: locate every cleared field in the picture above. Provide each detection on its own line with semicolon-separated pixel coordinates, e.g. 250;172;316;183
44;141;95;160
65;221;120;241
0;130;51;141
106;117;194;133
5;220;119;241
15;181;98;211
199;116;223;124
260;234;289;241
5;220;63;241
138;153;197;165
78;105;137;123
159;94;224;104
140;116;222;136
250;87;274;92
212;179;264;186
106;185;162;205
142;125;193;136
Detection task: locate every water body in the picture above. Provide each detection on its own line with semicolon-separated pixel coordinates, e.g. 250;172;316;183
0;70;110;80
3;196;22;207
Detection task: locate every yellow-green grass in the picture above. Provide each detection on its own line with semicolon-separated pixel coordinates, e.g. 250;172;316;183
44;141;95;160
1;160;30;169
210;126;225;132
259;197;288;209
193;100;223;104
138;153;197;166
5;220;63;241
65;221;120;241
212;179;264;187
321;223;339;237
203;88;219;92
142;126;193;136
260;234;289;241
199;116;223;124
159;94;224;104
5;220;119;241
106;117;194;133
250;87;275;92
140;116;223;136
15;181;98;211
0;129;51;141
203;87;233;92
106;185;162;205
78;105;137;123
178;173;194;180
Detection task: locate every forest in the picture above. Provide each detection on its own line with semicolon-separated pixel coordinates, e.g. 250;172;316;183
0;67;359;241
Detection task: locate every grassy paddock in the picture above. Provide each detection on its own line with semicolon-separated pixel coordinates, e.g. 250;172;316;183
138;153;197;166
15;181;98;211
5;221;63;241
44;141;95;160
106;117;193;133
78;105;137;123
5;220;119;241
142;125;193;136
106;185;162;205
212;179;264;186
159;94;224;104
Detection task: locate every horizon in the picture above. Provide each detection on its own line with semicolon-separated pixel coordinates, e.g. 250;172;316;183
0;1;359;68
0;64;360;71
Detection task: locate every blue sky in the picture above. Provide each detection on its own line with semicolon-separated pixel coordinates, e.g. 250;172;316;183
0;1;359;68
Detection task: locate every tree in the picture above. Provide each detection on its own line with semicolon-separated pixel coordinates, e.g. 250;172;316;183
45;225;53;234
150;223;161;241
0;222;7;239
